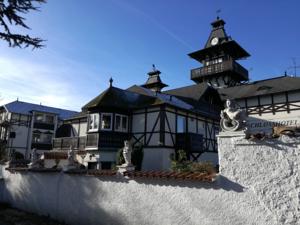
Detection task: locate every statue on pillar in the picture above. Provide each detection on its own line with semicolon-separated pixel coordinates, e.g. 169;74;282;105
63;146;78;171
28;148;41;169
220;99;247;132
117;140;135;174
122;140;132;166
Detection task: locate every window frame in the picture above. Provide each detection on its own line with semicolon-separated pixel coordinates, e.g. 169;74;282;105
115;114;128;132
88;113;100;132
100;113;113;131
177;115;186;133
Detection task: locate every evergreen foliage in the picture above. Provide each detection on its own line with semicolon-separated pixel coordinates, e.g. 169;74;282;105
0;0;46;48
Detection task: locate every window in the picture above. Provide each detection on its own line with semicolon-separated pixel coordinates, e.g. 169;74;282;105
177;116;186;133
115;114;128;132
88;113;99;131
45;115;54;124
32;132;41;143
35;113;44;122
43;134;53;143
101;113;112;130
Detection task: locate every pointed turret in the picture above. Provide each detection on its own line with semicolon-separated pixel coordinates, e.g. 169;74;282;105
142;65;168;92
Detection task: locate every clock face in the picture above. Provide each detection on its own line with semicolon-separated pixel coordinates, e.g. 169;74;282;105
211;37;219;46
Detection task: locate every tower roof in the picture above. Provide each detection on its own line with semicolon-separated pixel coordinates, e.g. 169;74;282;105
188;17;250;62
141;65;168;91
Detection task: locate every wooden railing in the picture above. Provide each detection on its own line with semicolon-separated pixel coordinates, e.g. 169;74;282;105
53;132;129;150
53;136;88;150
191;59;248;81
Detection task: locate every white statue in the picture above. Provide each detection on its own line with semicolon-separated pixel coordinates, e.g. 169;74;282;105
31;148;37;162
28;148;40;169
67;146;76;166
63;147;77;171
122;140;132;166
220;99;247;132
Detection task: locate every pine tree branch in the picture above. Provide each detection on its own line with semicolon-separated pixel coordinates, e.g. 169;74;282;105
0;0;46;49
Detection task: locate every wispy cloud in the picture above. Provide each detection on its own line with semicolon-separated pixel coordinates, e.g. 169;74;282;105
0;53;104;111
111;0;193;50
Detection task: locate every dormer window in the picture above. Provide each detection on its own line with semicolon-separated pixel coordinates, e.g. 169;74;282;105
88;113;99;132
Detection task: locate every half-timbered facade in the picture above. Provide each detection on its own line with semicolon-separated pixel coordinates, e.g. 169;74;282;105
0;100;77;159
53;72;222;170
52;16;300;170
219;76;300;132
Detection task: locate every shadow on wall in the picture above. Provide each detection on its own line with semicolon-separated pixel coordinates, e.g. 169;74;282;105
129;175;245;193
1;173;127;225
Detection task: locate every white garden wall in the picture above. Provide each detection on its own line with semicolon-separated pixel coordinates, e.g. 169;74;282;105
0;134;299;225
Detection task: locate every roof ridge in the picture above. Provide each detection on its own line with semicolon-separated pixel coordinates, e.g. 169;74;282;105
4;100;77;113
251;75;296;84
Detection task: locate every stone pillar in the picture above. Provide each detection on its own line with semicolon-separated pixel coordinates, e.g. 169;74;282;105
217;131;247;178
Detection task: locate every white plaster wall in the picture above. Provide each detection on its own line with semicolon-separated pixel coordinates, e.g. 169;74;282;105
188;117;197;133
146;112;160;131
100;151;117;162
44;159;68;169
79;122;87;136
165;112;175;132
0;165;276;225
132;114;144;133
142;147;174;171
197;152;218;165
10;125;28;148
218;133;300;225
72;123;79;136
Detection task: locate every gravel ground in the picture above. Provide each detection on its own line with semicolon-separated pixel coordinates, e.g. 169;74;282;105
0;203;66;225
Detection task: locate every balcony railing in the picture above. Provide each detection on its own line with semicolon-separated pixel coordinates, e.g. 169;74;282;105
33;122;55;130
191;59;248;81
53;132;129;151
53;136;88;150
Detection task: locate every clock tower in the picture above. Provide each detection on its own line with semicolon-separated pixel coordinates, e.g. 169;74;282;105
189;17;250;87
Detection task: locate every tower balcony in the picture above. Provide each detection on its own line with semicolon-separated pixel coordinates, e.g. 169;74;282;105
191;59;248;83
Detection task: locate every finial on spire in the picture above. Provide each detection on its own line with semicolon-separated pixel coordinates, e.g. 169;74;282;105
152;64;156;72
216;9;221;20
109;77;113;87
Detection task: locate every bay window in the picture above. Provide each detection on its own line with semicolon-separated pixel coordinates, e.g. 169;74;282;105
88;113;99;132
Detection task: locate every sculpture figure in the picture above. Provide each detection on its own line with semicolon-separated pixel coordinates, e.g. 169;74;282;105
122;140;132;166
28;148;41;169
220;99;247;132
67;146;76;166
31;148;37;163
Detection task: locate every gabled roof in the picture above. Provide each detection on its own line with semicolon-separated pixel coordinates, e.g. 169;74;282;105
163;82;214;101
2;100;78;120
219;76;300;100
127;85;221;118
127;85;193;110
82;86;161;111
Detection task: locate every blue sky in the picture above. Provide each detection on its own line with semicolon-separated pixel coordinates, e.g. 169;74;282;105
0;0;300;111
